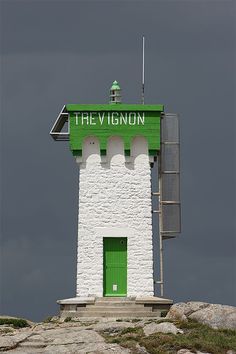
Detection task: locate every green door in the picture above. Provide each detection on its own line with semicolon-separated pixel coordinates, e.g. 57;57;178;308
103;237;127;296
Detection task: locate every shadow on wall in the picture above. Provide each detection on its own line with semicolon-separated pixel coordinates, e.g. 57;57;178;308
80;136;149;169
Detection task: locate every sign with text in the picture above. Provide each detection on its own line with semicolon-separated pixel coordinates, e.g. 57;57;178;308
75;111;145;126
67;104;163;156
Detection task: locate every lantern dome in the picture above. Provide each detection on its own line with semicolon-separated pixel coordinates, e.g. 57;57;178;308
110;80;120;91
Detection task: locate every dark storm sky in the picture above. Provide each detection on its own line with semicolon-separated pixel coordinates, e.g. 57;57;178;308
0;0;235;322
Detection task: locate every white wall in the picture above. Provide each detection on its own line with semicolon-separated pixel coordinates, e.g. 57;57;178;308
76;136;154;297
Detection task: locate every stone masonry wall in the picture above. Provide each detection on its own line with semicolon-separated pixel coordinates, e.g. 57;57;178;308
76;136;154;297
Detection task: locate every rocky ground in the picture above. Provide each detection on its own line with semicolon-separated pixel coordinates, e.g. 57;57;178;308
0;302;236;354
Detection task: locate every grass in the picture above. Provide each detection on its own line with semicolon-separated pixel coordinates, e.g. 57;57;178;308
0;327;14;334
64;316;72;322
160;310;169;317
100;319;236;354
0;318;29;329
102;326;144;351
73;319;99;326
43;316;53;323
116;318;142;323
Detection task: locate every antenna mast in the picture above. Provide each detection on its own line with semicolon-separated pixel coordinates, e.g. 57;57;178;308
142;36;145;104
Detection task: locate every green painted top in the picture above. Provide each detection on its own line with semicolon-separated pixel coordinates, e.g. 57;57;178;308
110;80;121;91
66;104;164;111
68;103;163;156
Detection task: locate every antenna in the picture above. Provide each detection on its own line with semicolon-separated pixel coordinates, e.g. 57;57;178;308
142;36;145;104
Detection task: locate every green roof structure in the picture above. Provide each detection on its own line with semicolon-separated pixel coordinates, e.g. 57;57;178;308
50;82;164;156
110;80;121;91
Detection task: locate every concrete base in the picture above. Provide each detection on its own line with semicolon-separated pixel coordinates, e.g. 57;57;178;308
57;297;96;305
136;296;173;304
57;296;173;318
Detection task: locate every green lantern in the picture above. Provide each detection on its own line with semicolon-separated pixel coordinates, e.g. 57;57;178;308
109;80;121;104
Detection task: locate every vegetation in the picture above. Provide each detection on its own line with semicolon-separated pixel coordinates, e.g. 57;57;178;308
116;318;141;323
63;317;98;326
131;318;142;323
43;316;53;323
78;320;99;326
103;326;144;351
0;327;14;334
160;310;169;317
64;316;72;322
101;319;236;354
0;318;29;328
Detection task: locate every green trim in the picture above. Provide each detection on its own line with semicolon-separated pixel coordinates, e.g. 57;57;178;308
149;149;158;156
72;149;159;157
66;104;164;112
72;150;81;156
105;294;127;297
109;102;122;105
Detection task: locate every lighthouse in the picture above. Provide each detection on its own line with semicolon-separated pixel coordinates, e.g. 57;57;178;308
50;81;181;317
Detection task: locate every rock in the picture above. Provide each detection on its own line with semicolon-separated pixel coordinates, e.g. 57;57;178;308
1;308;235;353
177;350;212;354
92;320;135;333
166;302;188;322
1;326;131;354
143;322;183;336
167;302;236;330
0;333;31;351
166;302;209;322
189;304;236;330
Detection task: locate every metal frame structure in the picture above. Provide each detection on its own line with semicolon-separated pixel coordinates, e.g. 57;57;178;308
153;113;181;296
50;105;69;141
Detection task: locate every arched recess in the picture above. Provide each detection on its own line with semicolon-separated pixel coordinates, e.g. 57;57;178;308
107;136;125;165
131;136;149;163
82;136;100;163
